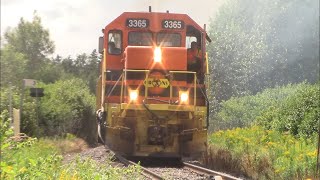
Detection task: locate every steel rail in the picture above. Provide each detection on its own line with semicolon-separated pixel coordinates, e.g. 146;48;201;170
183;162;242;180
114;153;164;180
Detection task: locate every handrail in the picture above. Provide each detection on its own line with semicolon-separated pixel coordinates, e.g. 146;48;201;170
106;73;124;98
196;78;210;129
118;69;199;109
169;71;197;107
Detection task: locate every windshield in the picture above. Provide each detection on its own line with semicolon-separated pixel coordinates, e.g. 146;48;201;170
157;33;181;47
128;32;181;47
128;32;153;46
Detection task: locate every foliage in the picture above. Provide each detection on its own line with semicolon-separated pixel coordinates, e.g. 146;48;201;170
1;12;100;89
0;78;96;140
206;126;317;179
1;139;62;180
1;122;141;180
57;50;100;93
0;47;27;87
211;82;316;132
208;0;319;101
60;157;142;179
4;11;55;79
0;87;20;115
257;83;320;138
38;78;96;139
0;111;13;151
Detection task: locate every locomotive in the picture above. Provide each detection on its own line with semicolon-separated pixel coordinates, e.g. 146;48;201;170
96;7;211;158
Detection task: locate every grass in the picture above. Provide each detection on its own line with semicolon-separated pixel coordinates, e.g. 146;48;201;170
204;126;317;180
1;135;143;180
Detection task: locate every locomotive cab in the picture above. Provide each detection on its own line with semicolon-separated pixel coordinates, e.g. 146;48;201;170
96;10;210;158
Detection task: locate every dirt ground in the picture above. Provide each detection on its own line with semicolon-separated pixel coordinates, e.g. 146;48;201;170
60;138;124;167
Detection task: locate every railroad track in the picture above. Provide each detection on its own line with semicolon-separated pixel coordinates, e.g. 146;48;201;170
114;153;164;179
114;152;242;180
183;162;242;180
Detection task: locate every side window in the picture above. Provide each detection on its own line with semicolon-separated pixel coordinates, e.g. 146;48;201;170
108;31;122;55
186;36;198;49
186;25;202;50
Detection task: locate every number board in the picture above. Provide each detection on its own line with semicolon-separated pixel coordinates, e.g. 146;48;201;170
162;20;184;29
126;18;149;28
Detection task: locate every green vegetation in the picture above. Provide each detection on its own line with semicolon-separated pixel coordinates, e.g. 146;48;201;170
212;82;319;138
208;0;319;102
207;82;319;179
257;83;319;138
0;13;99;141
206;1;319;177
1;1;319;179
0;113;142;179
38;78;96;141
0;78;96;141
206;126;317;179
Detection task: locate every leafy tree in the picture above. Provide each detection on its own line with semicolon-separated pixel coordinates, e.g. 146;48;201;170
59;50;100;93
84;50;100;93
1;13;99;142
0;46;27;87
207;0;319;102
4;12;55;79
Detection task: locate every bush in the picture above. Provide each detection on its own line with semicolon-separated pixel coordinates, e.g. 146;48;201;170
39;78;96;140
1;78;97;143
1;133;142;179
206;126;317;179
212;82;319;138
257;82;319;138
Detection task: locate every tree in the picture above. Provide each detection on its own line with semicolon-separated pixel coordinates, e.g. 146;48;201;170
0;46;27;87
207;0;319;102
4;11;55;79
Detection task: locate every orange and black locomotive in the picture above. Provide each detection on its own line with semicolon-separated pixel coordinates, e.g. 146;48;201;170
96;8;211;158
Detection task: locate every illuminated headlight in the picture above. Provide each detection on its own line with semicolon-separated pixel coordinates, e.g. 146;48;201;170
179;91;189;104
129;90;138;102
154;47;162;63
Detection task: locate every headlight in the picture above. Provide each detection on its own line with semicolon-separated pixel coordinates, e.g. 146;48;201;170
154;47;162;63
179;91;189;104
129;90;138;102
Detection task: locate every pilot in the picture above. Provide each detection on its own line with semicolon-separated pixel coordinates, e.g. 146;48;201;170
187;41;202;71
108;42;121;54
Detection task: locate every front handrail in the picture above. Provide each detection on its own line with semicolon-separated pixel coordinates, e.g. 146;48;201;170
196;78;209;128
106;73;124;98
169;71;197;107
116;69;198;108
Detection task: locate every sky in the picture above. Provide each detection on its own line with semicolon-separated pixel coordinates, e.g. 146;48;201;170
1;0;224;57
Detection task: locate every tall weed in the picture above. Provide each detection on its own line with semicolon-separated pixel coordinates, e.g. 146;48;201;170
206;126;317;179
1;113;142;179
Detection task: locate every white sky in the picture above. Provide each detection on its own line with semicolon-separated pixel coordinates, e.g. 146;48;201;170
1;0;224;57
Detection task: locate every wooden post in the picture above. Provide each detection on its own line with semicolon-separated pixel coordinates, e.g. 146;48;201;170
13;108;20;136
317;119;320;178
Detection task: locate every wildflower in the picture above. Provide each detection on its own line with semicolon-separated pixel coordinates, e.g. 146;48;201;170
267;141;275;147
243;138;250;144
288;139;294;144
283;151;290;157
6;166;13;171
19;167;27;173
306;150;317;157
